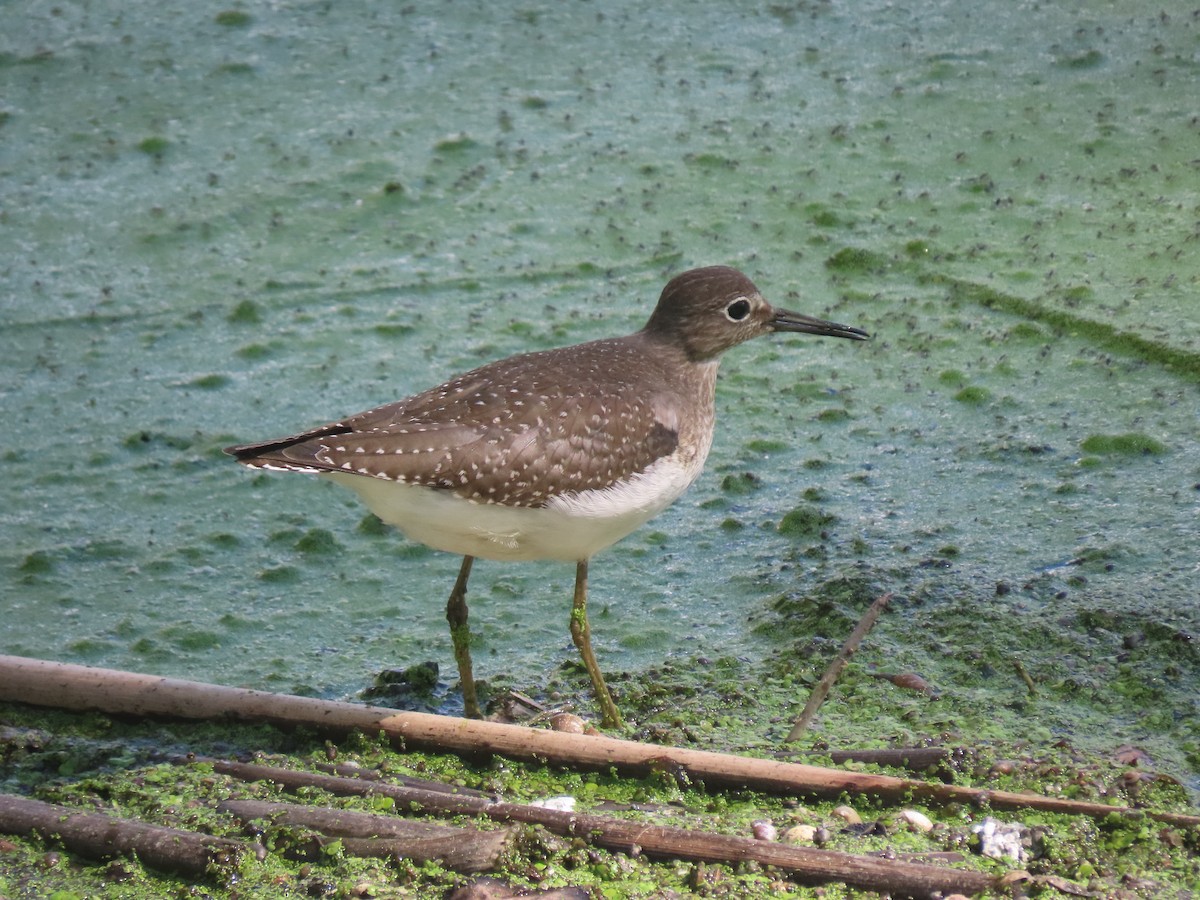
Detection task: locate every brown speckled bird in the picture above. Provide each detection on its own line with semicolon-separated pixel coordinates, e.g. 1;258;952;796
226;266;868;727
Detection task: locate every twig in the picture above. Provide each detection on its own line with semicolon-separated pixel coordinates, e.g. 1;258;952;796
1013;659;1038;697
203;758;997;898
218;799;511;873
785;592;892;743
313;761;489;797
2;655;1196;828
0;793;244;878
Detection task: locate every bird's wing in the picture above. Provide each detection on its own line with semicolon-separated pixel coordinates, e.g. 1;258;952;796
226;340;682;508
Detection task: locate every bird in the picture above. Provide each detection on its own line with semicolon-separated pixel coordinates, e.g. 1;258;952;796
225;266;868;728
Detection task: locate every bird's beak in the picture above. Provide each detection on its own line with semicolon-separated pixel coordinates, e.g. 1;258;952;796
771;307;870;341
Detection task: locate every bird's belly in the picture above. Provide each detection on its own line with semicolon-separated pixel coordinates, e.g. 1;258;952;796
324;452;702;562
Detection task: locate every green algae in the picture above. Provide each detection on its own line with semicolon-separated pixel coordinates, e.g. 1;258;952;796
928;276;1200;383
953;385;991;405
213;10;252;27
226;299;262;325
824;246;889;275
720;471;762;495
135;136;169;156
1079;432;1168;457
18;551;56;575
814;406;851;422
185;373;231;390
778;505;836;538
294;528;343;557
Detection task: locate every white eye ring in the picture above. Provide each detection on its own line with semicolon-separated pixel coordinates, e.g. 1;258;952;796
725;297;752;321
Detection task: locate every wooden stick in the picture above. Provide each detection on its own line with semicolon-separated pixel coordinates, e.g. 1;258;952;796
218;799;510;873
2;656;1196;828
0;793;244;877
823;747;952;772
206;759;996;897
785;592;892;743
313;761;489;797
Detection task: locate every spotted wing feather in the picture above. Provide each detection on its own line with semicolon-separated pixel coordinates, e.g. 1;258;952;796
226;337;681;509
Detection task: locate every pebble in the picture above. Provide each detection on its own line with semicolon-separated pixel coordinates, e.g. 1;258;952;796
783;824;817;844
832;804;862;825
751;820;777;841
972;816;1029;862
549;712;586;733
898;809;934;832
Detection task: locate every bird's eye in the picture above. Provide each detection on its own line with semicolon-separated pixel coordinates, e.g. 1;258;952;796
725;298;752;321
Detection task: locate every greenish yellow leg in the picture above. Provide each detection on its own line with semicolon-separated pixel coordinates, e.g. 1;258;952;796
569;558;623;729
446;555;481;718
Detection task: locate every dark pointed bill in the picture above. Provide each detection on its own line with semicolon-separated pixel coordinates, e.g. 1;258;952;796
771;308;870;341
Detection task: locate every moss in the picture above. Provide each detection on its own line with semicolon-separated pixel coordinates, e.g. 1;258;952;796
937;369;967;387
953;385;991;404
720;471;761;495
788;381;828;401
745;438;788;453
295;528;343;556
213;61;254;75
258;564;299;582
808;206;843;228
214;9;252;26
234;342;271;360
778;504;835;537
187;373;230;390
136;136;169;156
1006;322;1046;340
824;246;889;274
355;514;389;536
684;151;738;170
815;406;851;422
1057;49;1104;69
372;322;414;337
1079;432;1168;456
434;134;477;154
172;629;221;651
18;550;56;574
227;298;262;324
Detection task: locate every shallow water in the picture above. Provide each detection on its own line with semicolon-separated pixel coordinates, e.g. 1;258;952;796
2;2;1197;777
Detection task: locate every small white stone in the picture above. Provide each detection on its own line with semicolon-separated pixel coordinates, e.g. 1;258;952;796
972;817;1029;862
898;809;933;832
529;796;576;812
548;713;586;734
782;824;817;844
832;805;862;825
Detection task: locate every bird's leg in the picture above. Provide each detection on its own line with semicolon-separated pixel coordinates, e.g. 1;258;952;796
569;558;623;729
446;555;481;718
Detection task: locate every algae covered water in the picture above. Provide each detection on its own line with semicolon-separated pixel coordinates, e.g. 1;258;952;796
2;2;1197;782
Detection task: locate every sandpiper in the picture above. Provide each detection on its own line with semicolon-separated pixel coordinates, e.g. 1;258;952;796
226;266;868;727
